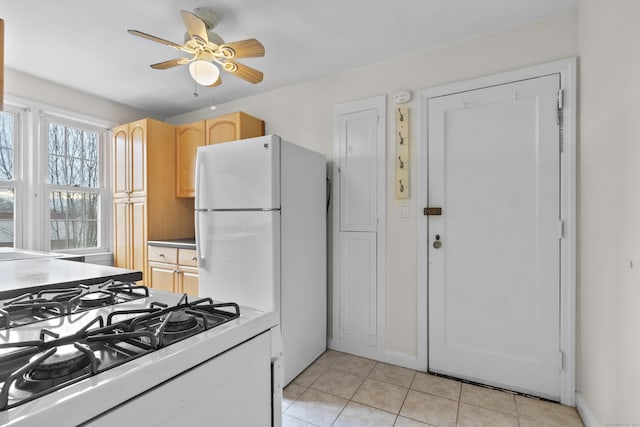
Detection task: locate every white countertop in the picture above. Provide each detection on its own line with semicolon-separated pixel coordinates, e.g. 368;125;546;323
0;258;142;299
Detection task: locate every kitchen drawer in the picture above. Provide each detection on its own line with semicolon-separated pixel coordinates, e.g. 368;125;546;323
148;246;178;264
178;248;198;267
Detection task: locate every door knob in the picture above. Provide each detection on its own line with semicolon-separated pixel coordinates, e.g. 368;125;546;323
433;234;442;249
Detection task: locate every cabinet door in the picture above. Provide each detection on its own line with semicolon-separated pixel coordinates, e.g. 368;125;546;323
149;262;177;292
113;199;130;269
206;117;238;145
180;265;199;296
113;125;129;198
129;120;147;197
176;121;205;198
130;198;147;282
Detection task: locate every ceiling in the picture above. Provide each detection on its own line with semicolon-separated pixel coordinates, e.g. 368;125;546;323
2;0;577;118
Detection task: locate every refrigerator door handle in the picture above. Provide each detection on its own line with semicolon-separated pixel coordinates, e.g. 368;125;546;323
195;153;206;211
195;211;205;267
195;154;206;266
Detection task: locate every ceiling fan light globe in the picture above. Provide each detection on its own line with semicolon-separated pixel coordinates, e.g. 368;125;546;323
189;60;220;86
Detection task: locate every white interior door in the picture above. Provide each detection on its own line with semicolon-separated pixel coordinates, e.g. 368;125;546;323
331;95;385;361
428;74;562;399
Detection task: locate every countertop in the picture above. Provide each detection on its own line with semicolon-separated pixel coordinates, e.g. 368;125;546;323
0;258;142;299
147;238;196;250
0;247;85;262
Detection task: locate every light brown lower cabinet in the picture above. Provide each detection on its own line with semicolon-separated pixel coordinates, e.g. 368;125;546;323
147;246;199;296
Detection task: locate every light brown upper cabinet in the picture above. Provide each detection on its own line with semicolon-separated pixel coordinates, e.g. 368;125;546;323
176;121;205;198
112;118;195;283
175;112;265;198
113;120;148;199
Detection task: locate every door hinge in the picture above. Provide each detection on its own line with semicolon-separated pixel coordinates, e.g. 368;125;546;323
559;220;564;239
557;89;565;153
557;89;564;110
558;349;565;371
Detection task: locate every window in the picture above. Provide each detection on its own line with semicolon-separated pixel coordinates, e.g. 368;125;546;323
0;98;111;255
44;118;107;251
0;108;21;248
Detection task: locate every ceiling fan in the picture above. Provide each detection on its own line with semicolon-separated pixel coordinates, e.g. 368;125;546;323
128;7;264;87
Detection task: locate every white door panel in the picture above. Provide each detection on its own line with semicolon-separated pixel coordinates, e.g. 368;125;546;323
195;135;280;210
428;75;561;398
338;232;378;353
197;210;279;312
338;111;378;232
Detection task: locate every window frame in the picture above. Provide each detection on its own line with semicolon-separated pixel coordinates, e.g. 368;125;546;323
0;104;26;249
39;112;111;254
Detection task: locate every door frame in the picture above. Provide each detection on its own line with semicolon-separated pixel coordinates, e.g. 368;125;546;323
416;58;576;405
330;95;387;361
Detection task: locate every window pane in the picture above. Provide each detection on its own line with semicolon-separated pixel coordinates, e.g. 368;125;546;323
48;123;65;156
50;191;99;249
0;112;15;181
48;123;99;189
0;189;14;247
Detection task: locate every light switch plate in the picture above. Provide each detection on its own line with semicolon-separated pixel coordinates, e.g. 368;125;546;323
400;202;410;218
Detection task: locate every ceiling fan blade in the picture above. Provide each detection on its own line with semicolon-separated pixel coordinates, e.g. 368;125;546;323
181;10;209;45
219;39;265;58
206;75;222;88
128;30;186;51
223;60;264;84
150;58;191;70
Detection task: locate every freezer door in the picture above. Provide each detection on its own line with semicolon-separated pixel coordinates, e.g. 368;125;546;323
196;210;280;312
195;135;280;210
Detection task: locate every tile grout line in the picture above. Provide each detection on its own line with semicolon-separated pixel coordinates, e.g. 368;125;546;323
455;380;462;426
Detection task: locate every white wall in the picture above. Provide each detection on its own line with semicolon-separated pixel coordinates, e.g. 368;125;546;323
5;68;152;124
576;0;640;424
168;12;578;361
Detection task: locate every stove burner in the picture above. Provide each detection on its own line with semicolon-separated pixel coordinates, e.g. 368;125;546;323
78;292;116;309
17;345;94;392
165;311;199;333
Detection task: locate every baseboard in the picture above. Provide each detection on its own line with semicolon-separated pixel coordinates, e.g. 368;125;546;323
384;350;424;371
575;392;600;427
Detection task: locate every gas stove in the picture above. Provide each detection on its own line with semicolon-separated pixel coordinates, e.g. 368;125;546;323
0;279;285;426
0;284;240;411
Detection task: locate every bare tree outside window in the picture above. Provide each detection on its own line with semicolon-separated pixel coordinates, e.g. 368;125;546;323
48;123;100;250
0;112;15;247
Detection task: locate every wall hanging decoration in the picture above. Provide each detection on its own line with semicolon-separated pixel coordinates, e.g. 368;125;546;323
395;107;409;199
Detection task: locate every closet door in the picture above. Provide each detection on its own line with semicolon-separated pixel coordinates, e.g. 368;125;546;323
331;95;385;360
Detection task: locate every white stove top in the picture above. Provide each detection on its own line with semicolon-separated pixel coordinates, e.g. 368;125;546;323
0;289;279;426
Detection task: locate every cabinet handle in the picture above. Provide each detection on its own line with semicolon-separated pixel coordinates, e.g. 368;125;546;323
159;254;165;258
191;256;197;262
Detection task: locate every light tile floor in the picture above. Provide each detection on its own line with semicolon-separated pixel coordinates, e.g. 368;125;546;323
282;350;584;427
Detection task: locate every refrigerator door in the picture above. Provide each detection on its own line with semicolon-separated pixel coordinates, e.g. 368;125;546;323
196;210;280;312
195;135;280;210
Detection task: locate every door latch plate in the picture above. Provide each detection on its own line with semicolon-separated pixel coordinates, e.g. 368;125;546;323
423;207;442;216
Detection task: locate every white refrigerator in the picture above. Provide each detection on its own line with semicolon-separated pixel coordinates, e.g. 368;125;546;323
195;134;326;384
